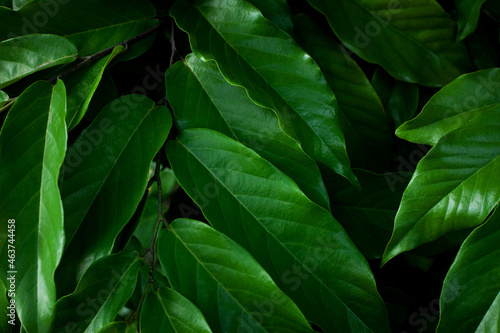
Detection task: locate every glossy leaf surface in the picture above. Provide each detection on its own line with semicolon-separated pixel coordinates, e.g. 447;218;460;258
247;0;293;34
166;54;330;210
57;95;171;291
383;106;500;263
170;0;357;186
158;219;312;333
438;208;500;332
293;14;391;170
140;286;213;333
0;80;67;332
0;34;76;89
53;251;144;333
397;69;500;145
0;0;157;56
456;0;487;40
306;0;473;86
166;129;389;332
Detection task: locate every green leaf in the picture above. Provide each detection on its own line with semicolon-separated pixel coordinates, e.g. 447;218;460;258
158;219;312;333
97;322;137;333
140;286;213;333
396;69;500;145
437;207;500;333
293;14;391;171
328;170;409;259
246;0;293;34
0;34;76;89
456;0;487;41
166;129;389;333
1;280;13;332
53;251;144;333
371;68;419;129
0;0;157;56
383;106;500;264
56;95;171;293
306;0;473;86
0;80;67;332
65;45;124;130
0;90;8;107
166;54;330;210
170;0;357;187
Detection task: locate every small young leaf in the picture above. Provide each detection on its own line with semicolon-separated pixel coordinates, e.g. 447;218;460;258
158;219;312;333
140;287;212;333
0;34;76;88
455;0;487;41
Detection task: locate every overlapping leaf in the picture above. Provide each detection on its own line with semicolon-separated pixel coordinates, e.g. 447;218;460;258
371;68;419;129
293;14;391;170
0;34;76;89
328;170;409;259
0;0;157;56
158;219;312;333
96;322;137;333
383;106;500;264
56;95;171;293
246;0;293;34
0;90;8;108
455;0;487;41
64;45;124;130
53;251;144;333
397;69;500;145
170;0;357;186
166;54;330;209
306;0;473;86
140;286;213;333
437;207;500;333
166;129;389;332
0;80;67;332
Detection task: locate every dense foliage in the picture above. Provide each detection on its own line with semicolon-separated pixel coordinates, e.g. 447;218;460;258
0;0;500;332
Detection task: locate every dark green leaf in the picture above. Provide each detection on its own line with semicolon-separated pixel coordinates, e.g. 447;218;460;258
437;207;500;332
383;106;500;264
166;129;389;332
294;14;391;171
140;286;212;333
53;251;144;333
306;0;473;86
246;0;293;34
0;34;76;89
12;0;31;10
397;68;500;145
0;80;67;332
371;68;419;129
455;0;487;41
65;45;124;130
0;0;157;56
57;95;171;293
170;0;357;187
166;54;330;210
97;322;137;333
1;280;12;332
158;219;312;333
329;170;409;259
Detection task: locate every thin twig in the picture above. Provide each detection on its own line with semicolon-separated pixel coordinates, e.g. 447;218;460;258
48;22;163;83
169;19;177;67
